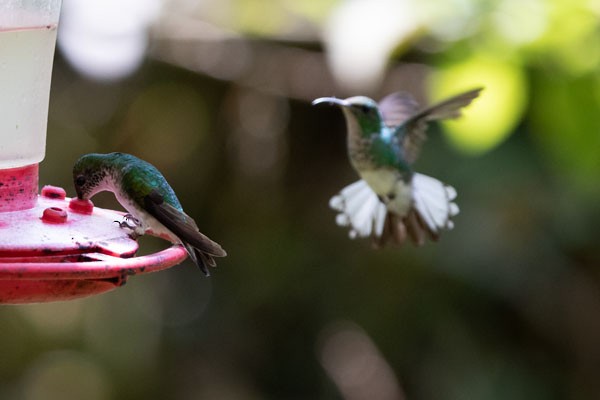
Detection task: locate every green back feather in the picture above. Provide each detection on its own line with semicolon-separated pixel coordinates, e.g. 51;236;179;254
110;153;183;211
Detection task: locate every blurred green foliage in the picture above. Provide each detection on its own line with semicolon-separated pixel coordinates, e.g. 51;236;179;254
2;0;600;399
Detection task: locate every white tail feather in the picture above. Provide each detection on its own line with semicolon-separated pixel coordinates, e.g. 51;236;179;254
330;174;459;244
412;173;459;232
330;180;386;239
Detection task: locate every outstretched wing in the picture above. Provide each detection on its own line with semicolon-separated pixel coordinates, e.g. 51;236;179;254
143;189;226;274
397;88;483;164
378;91;420;127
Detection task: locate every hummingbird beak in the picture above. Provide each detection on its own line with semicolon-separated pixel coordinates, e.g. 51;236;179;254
312;97;351;107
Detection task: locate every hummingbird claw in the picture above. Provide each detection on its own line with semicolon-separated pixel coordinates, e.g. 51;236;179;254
113;219;143;240
123;214;141;226
115;215;142;231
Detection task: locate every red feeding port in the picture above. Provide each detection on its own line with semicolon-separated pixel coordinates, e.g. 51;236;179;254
0;171;189;304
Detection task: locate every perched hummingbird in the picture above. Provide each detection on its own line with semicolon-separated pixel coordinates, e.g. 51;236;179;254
73;152;226;275
312;88;482;246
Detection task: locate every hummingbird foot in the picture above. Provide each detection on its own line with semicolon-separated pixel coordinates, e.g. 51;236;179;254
123;213;141;225
114;214;145;239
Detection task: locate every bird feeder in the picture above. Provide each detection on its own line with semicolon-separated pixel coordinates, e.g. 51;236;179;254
0;0;188;304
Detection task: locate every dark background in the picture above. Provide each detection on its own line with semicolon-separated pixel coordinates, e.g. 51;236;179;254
1;1;600;399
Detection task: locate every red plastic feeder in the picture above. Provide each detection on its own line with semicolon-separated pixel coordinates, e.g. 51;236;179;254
0;165;188;304
0;1;189;303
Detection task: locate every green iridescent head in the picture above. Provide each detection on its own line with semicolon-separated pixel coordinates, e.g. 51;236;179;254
72;153;117;199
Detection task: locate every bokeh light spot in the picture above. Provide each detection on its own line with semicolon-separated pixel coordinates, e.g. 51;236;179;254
18;301;84;338
319;321;405;400
58;0;160;81
430;56;528;155
324;0;422;91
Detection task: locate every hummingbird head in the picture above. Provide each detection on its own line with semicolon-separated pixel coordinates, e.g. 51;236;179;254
72;153;112;200
312;96;383;136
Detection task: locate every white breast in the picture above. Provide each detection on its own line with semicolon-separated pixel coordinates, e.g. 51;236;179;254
360;169;398;195
360;169;413;216
108;180;180;243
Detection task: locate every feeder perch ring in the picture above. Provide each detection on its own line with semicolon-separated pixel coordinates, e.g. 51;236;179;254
0;185;189;304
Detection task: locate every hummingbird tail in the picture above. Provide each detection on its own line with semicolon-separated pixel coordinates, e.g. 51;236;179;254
329;175;458;246
184;243;217;277
329;180;388;240
411;173;459;235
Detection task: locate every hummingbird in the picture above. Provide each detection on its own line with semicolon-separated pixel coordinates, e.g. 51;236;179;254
312;88;482;246
73;152;226;275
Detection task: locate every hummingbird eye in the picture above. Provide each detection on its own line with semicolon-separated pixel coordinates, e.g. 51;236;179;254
356;104;372;115
75;175;86;187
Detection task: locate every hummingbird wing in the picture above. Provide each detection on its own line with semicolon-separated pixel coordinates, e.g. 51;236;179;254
143;189;227;274
397;87;483;164
378;92;420;127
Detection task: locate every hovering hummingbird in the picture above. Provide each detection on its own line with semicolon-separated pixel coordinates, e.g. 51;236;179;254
312;88;482;246
73;152;226;275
